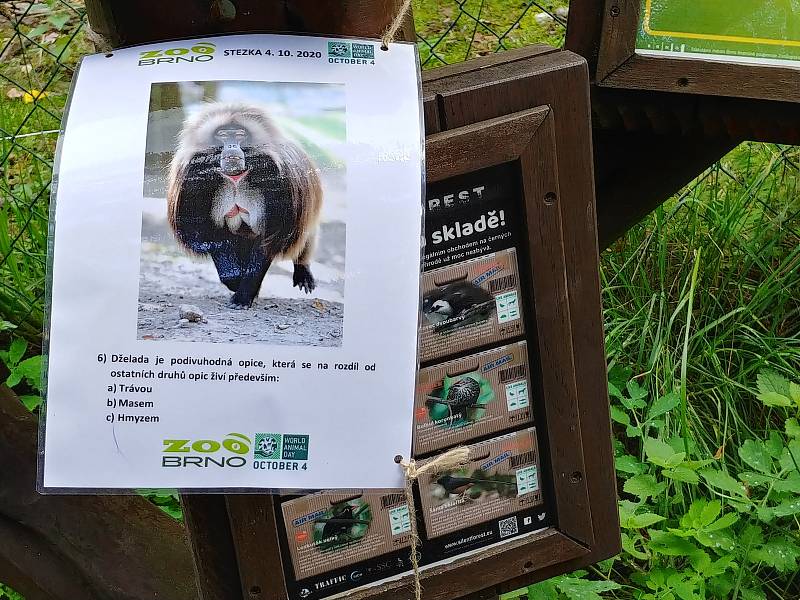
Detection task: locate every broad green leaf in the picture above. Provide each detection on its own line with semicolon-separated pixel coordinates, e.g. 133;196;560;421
758;369;791;397
620;532;649;560
790;381;800;406
740;589;767;600
8;338;26;366
524;580;558;600
779;440;800;472
756;505;775;523
618;500;640;518
700;468;747;497
623;474;667;500
19;395;43;411
705;554;736;577
615;454;645;475
739;471;772;487
5;371;23;388
15;355;43;390
757;391;792;407
738;439;773;474
773;472;800;493
786;418;800;438
648;530;698;556
48;13;71;30
646;392;680;422
663;466;699;484
555;577;621;600
27;24;49;38
608;365;633;390
738;524;764;548
695;528;735;551
609;405;630;426
626;379;648;399
0;320;17;332
629;512;666;529
620;394;647;411
607;381;624;400
625;425;643;438
728;499;752;513
683;498;708;526
699;499;722;527
644;437;685;468
771;498;800;518
681;459;713;470
765;431;785;458
687;548;711;572
749;538;800;572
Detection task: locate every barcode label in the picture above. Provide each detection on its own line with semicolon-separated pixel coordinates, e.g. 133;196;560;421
488;274;516;293
381;493;405;509
499;364;527;383
510;450;536;468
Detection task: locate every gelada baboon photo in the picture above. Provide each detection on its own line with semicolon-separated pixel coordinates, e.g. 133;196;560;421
139;81;345;346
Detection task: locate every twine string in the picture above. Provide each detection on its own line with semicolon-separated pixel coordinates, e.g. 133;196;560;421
399;446;470;600
381;0;414;49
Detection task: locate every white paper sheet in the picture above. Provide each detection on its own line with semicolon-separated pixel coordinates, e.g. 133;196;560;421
41;34;423;491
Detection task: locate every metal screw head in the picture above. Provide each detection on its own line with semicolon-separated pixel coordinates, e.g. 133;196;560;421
610;5;621;17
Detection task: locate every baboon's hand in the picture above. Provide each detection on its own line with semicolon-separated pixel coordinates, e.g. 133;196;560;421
293;264;316;294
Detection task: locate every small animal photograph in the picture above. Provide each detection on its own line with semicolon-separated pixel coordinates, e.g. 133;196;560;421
139;81;345;346
424;371;495;428
422;278;496;332
428;467;518;505
312;498;372;551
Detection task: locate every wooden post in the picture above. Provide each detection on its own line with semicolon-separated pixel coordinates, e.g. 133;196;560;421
84;0;415;48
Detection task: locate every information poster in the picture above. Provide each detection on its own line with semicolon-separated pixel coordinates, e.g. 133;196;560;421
637;0;800;66
41;34;423;491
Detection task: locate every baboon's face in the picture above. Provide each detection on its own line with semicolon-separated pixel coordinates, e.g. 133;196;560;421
200;120;265;236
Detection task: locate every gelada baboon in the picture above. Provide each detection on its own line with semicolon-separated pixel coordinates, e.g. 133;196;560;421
167;103;322;307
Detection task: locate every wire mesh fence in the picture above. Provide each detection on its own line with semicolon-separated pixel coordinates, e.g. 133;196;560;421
0;1;90;343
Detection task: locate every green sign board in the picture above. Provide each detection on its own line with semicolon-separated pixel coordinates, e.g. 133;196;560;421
636;0;800;65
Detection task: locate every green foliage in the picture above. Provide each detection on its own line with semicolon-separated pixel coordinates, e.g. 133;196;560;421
606;369;800;599
526;571;621;600
0;583;24;600
0;338;43;411
137;490;183;521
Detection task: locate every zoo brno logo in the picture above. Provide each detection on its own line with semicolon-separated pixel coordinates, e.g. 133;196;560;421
138;42;216;66
327;40;375;65
161;432;250;468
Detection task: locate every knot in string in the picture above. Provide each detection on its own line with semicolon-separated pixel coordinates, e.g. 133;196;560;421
398;446;470;600
381;0;414;50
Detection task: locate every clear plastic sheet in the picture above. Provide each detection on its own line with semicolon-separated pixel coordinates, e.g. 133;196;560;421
38;33;425;494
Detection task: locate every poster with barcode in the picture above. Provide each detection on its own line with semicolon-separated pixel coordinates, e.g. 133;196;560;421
40;34;423;491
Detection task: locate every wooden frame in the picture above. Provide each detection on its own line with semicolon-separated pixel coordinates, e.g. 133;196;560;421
594;0;800;102
182;47;619;600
